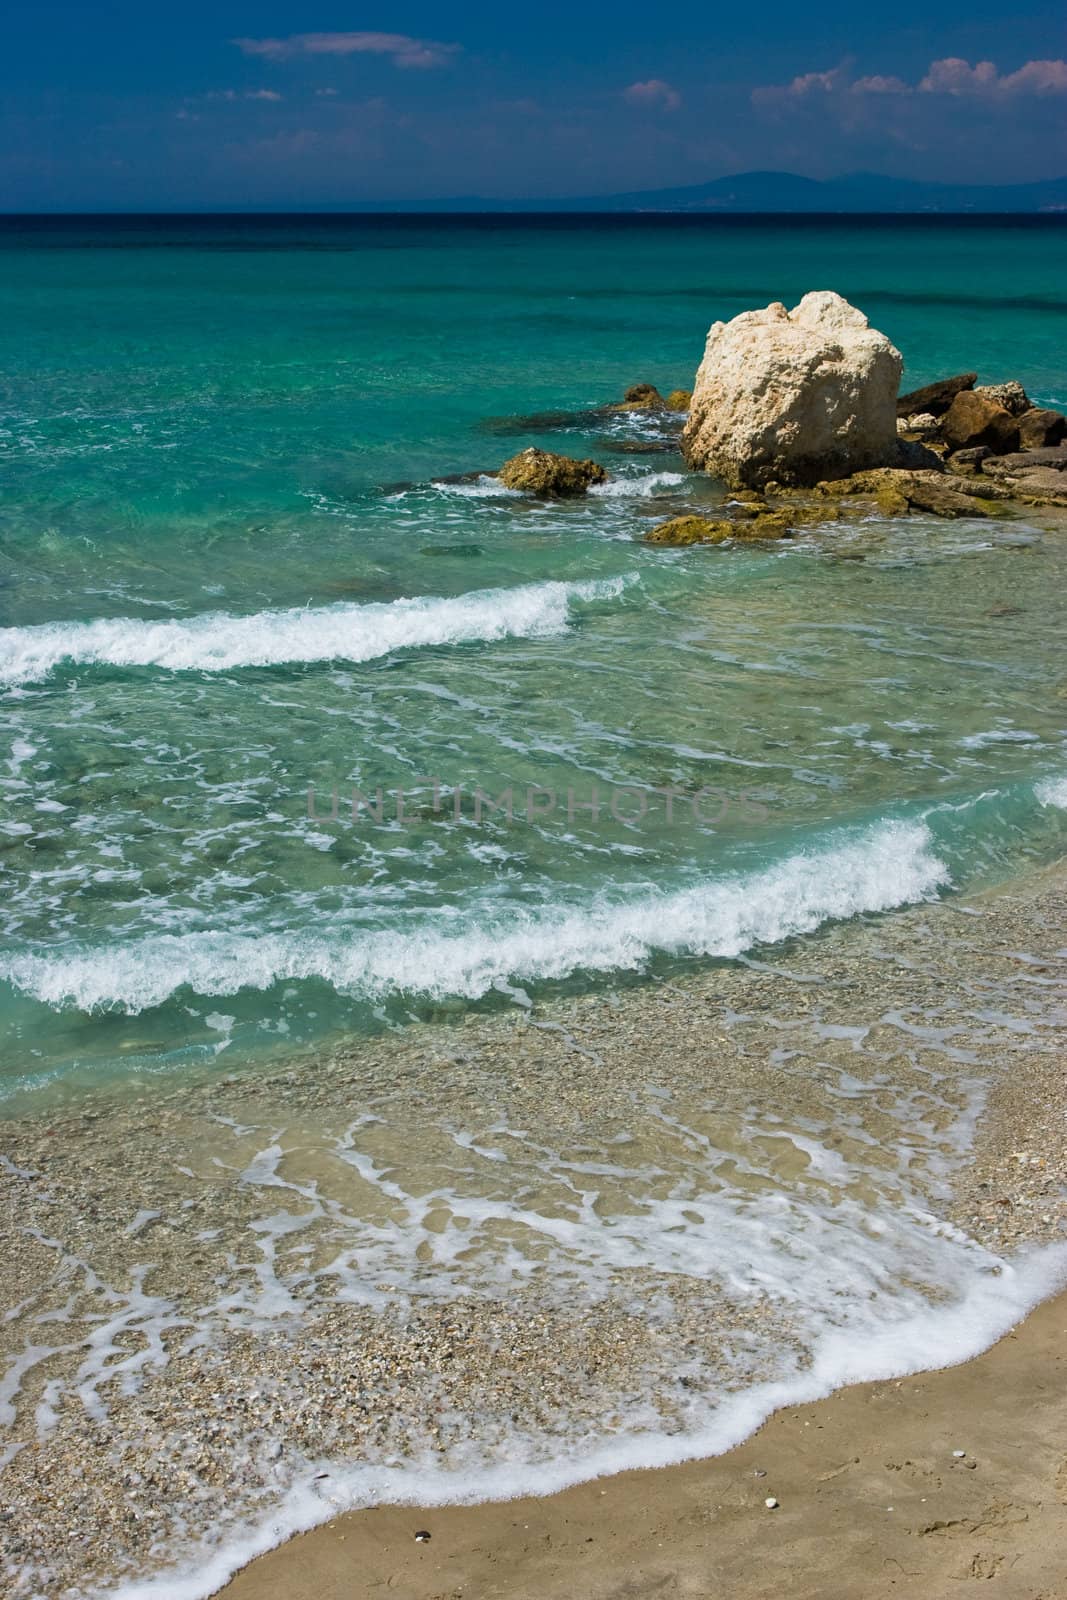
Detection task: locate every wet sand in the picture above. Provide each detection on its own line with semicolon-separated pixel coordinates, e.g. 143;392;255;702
222;1289;1067;1600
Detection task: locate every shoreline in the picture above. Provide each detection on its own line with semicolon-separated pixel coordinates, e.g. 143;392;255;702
219;1286;1067;1600
3;858;1066;1598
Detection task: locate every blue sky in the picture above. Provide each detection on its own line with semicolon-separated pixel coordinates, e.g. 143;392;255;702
3;1;1065;207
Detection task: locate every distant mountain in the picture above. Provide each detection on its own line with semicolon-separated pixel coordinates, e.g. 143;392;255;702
347;171;1067;214
572;170;1067;213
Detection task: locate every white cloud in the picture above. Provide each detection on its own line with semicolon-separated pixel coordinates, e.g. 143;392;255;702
233;31;459;70
623;79;682;111
204;89;284;103
852;74;909;94
755;56;1067;105
919;57;1067;94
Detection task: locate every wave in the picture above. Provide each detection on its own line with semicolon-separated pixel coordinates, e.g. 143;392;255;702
589;471;686;498
428;474;522;498
102;1240;1067;1600
0;820;947;1014
0;577;629;687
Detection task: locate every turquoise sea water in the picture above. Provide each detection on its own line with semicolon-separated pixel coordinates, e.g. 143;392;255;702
2;214;1067;1102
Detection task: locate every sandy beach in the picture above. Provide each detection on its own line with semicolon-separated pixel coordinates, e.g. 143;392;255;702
212;864;1067;1599
222;1289;1067;1600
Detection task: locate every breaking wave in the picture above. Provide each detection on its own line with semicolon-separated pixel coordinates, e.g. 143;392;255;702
0;820;947;1014
0;577;631;686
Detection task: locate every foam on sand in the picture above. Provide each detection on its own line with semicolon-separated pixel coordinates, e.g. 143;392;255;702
102;1241;1067;1600
0;577;630;686
1;820;948;1014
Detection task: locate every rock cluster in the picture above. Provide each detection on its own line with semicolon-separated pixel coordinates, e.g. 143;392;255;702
487;299;1067;524
980;447;1067;504
897;372;1066;463
612;383;692;413
817;467;1007;519
497;447;607;497
644;494;843;546
681;291;902;488
896;373;977;416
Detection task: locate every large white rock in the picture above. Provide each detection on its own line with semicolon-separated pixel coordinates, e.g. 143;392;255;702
681;291;903;488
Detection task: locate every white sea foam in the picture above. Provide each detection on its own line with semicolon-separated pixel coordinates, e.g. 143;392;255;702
589;471;686;498
960;728;1040;749
101;1241;1067;1600
0;577;629;687
428;474;522;498
1035;773;1067;809
0;820;948;1014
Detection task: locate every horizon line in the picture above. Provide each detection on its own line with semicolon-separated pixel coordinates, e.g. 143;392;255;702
3;207;1067;219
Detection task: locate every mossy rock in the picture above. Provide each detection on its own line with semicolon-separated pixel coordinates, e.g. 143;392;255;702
781;502;842;527
665;389;692;412
644;516;727;546
644;512;793;546
875;484;910;516
611;383;666;411
817;476;865;497
732;513;792;540
497;448;608;496
817;466;1010;520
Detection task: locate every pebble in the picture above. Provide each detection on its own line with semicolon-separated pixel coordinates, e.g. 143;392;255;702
764;1497;779;1509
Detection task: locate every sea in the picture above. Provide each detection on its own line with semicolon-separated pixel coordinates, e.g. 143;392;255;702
1;213;1066;1597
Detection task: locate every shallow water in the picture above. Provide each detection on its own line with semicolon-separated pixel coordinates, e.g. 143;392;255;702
2;215;1067;1098
1;214;1066;1597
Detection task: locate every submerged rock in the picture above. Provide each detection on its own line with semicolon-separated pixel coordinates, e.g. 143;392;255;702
479;408;599;436
419;543;486;557
681;291;902;488
941;391;1020;454
497;447;607;496
600;438;678;455
896;372;976;418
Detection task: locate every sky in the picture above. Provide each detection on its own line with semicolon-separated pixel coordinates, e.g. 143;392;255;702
2;1;1065;208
